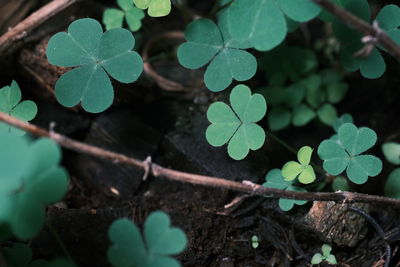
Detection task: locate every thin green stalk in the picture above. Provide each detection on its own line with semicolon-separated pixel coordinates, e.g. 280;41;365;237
265;130;326;175
46;222;74;263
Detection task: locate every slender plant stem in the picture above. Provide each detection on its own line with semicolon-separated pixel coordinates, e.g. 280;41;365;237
311;0;400;63
1;112;400;208
266;130;297;155
266;130;326;175
45;222;74;262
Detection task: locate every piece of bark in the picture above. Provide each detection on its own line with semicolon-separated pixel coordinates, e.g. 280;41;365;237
303;201;370;247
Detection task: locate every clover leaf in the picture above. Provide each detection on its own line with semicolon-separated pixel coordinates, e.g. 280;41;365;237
227;0;320;51
0;134;69;239
311;244;337;265
384;168;400;199
333;2;400;79
2;243;76;267
177;18;257;92
263;169;307;211
0;81;37;136
46;18;143;113
282;146;316;184
108;211;187;267
103;0;145;31
133;0;171;17
206;84;266;160
382;142;400;165
318;123;382;184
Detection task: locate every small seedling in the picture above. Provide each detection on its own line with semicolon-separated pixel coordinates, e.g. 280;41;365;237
251;235;259;248
318;123;382;184
108;211;187;267
0;133;68;239
206;84;267;160
282;146;316;184
227;0;320;51
0;80;37;135
103;0;145;31
178;18;257;92
46;18;143;113
263;168;307;211
311;244;337;265
134;0;171;17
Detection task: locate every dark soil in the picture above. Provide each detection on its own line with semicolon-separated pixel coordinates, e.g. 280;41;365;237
2;0;400;266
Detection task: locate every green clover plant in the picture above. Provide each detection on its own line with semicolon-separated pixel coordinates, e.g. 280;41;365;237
108;211;187;267
263;168;307;211
331;176;350;192
311;244;337;265
103;0;145;31
318;123;382;184
382;142;400;165
133;0;171;17
381;142;400;199
260;62;348;130
331;2;400;79
206;84;267;160
2;243;76;267
0;80;37;135
0;133;69;239
251;235;259;249
46;18;143;113
260;45;318;86
282;146;316;184
177;18;257;92
226;0;321;51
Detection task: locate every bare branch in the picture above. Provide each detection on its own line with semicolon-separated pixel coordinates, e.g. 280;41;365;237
0;0;82;57
0;111;400;209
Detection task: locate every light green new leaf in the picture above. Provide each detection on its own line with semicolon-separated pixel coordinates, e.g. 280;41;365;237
384;168;400;198
134;0;171;17
311;253;323;264
178;18;256;92
263;169;307;211
0;81;37;135
282;146;316;184
318;123;382;184
206;85;267;160
103;0;145;31
47;18;143;113
108;211;187;267
382;142;400;165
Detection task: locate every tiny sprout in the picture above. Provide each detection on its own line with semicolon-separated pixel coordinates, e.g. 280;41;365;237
311;244;337;265
251;235;259;249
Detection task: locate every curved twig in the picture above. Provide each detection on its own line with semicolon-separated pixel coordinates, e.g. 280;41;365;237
0;0;81;57
1;111;400;208
312;0;400;63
